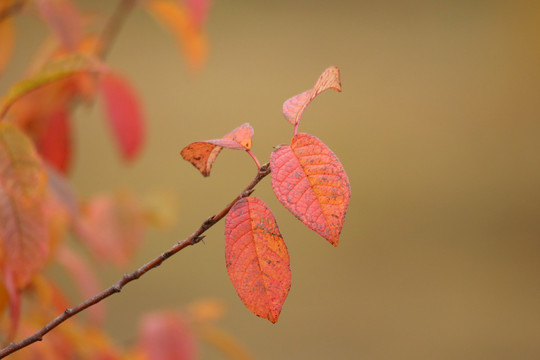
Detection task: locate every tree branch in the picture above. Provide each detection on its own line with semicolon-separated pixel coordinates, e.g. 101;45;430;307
0;163;271;359
97;0;138;59
0;0;25;23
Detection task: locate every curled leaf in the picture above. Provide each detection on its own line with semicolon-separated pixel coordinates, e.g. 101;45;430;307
283;65;341;126
225;197;291;323
180;123;253;177
270;133;350;246
0;54;102;119
99;72;145;161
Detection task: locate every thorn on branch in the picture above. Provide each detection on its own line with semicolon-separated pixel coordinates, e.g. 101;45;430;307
242;189;255;198
193;235;206;244
202;216;215;228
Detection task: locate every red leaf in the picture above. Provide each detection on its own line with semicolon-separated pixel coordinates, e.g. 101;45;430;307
139;311;198;360
180;123;253;177
99;72;145;161
0;17;15;76
283;66;342;126
35;0;83;51
36;107;72;173
270;133;350;246
225;197;291;323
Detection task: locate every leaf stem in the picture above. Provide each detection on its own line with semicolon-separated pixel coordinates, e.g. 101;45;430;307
0;163;271;359
293;120;299;137
246;149;261;170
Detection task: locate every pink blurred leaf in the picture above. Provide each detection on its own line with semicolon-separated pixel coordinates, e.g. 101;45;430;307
180;123;253;177
35;0;83;51
2;268;21;340
56;247;104;325
139;311;198;360
74;192;145;267
283;66;342;126
180;0;211;28
99;72;145;161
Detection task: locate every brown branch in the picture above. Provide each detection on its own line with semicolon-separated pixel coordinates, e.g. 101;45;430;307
97;0;138;59
0;0;25;23
0;163;272;359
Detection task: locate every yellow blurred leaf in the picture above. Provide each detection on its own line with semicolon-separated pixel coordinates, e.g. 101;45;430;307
146;0;208;71
0;54;102;119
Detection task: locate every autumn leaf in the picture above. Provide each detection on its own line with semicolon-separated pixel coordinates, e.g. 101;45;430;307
138;311;198;360
99;72;145;161
146;0;208;70
74;191;145;267
270;133;350;246
283;66;341;127
0;123;48;287
35;0;83;51
180;0;211;28
0;17;15;76
181;123;253;177
36;107;72;173
0;53;102;119
225;197;291;323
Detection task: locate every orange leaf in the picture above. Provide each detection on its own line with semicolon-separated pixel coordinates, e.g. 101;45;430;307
283;66;341;126
225;197;291;323
139;311;198;360
146;0;208;70
99;72;145;161
35;0;83;51
0;17;15;76
270;133;350;246
180;123;253;177
0;123;49;289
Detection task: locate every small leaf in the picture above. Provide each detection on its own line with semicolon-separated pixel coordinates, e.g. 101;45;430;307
225;197;291;323
180;123;253;177
146;0;208;70
0;17;15;76
283;66;342;126
99;72;145;161
270;133;350;246
36;107;72;173
35;0;83;51
139;311;198;360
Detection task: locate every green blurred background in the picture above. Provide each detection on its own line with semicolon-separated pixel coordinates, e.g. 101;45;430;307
2;0;540;358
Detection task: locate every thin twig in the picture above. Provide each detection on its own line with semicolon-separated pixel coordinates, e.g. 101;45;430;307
97;0;138;59
0;163;271;359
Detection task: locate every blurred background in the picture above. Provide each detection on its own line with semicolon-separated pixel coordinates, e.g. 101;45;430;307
2;0;540;359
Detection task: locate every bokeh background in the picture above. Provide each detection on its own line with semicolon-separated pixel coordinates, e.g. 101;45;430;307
2;0;540;359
